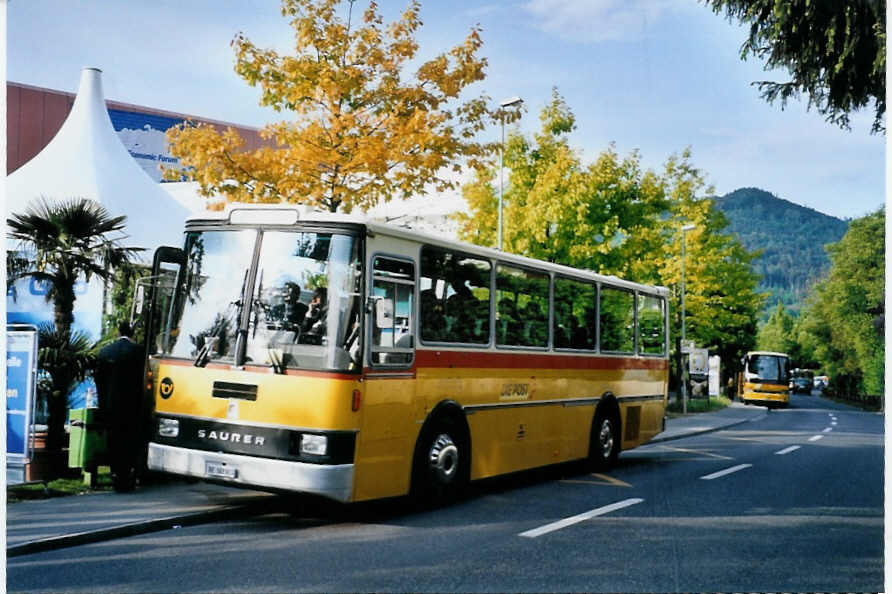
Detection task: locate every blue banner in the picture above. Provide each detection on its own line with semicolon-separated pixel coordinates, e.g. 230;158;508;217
7;328;38;460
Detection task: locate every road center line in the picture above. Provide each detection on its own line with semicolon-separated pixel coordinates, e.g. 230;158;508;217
822;427;833;433
775;445;801;455
808;435;823;442
519;498;644;538
700;464;752;480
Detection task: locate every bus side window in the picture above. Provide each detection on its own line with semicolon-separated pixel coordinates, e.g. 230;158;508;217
637;294;666;355
599;286;635;354
420;246;491;345
496;264;549;348
553;276;596;351
370;257;415;367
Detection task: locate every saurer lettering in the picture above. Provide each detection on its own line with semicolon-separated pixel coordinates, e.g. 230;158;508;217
197;429;265;446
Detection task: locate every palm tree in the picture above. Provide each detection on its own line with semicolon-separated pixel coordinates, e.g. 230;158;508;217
7;197;142;339
35;324;96;455
8;197;142;462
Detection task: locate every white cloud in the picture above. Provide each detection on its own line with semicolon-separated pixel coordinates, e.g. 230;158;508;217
522;0;687;43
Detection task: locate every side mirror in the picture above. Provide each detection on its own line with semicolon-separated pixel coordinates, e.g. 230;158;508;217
132;285;146;316
375;299;394;329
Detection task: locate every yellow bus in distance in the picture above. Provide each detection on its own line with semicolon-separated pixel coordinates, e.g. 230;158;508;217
741;351;791;408
144;205;670;503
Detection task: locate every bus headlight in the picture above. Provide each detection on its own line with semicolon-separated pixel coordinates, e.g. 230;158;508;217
158;418;179;438
300;434;328;456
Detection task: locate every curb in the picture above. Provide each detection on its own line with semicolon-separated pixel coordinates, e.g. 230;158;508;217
7;498;272;558
649;408;768;444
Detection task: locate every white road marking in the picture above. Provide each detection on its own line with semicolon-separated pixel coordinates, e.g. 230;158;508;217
775;445;801;455
831;421;838;426
700;464;752;480
519;498;644;538
809;435;823;442
658;445;734;460
822;427;833;433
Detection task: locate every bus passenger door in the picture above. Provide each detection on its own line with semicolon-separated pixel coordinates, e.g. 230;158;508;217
354;256;417;500
142;246;184;356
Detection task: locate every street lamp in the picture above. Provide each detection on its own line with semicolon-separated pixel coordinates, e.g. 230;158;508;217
497;96;523;250
680;223;696;414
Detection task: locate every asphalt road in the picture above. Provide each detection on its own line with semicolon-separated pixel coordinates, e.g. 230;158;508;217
8;392;883;592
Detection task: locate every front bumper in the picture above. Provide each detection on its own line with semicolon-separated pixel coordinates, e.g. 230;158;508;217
743;391;789;404
147;442;354;502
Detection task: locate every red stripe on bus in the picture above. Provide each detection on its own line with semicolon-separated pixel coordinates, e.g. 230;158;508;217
413;349;668;371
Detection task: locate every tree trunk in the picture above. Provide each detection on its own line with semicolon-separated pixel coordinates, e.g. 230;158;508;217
53;280;77;339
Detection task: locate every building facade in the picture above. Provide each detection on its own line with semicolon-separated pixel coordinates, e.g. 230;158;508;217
7;81;268;180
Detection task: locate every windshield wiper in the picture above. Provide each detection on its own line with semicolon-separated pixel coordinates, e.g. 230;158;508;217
251;269;265;339
193;336;218;367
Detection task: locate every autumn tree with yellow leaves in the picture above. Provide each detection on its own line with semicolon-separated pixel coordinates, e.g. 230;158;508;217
166;0;503;212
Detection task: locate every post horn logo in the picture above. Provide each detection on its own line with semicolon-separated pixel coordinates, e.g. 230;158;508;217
160;377;175;399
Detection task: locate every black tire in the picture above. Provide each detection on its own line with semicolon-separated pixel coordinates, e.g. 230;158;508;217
411;415;469;505
589;406;621;471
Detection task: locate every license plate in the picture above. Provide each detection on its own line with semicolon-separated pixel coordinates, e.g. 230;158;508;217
205;461;238;479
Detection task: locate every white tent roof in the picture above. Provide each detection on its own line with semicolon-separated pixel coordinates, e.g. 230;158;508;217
6;67;190;252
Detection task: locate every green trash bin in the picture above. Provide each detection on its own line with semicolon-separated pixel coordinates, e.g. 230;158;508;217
68;408;108;471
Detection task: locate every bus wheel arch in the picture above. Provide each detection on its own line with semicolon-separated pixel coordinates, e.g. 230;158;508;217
589;394;621;471
410;400;471;504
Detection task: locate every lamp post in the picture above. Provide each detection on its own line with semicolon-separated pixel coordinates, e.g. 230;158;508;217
497;96;523;250
680;223;696;414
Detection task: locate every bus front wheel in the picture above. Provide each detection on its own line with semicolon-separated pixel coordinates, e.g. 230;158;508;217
411;416;469;505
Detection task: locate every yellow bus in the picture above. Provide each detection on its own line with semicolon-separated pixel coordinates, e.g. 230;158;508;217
740;351;791;408
143;205;670;503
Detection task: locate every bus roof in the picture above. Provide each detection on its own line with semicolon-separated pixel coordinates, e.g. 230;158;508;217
746;351;790;358
185;203;670;297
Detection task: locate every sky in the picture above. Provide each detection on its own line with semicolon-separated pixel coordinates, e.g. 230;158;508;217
6;0;886;220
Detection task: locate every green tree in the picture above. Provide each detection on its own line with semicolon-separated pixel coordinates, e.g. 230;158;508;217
705;0;886;133
34;324;96;458
657;153;763;390
798;208;884;398
101;261;150;345
167;0;504;213
458;93;763;389
457;88;667;279
757;301;795;354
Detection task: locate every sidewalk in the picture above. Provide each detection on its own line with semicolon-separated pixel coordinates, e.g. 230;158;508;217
651;400;768;443
7;480;275;557
7;402;766;557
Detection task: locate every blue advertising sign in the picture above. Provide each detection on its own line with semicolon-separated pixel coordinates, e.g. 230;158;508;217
7;327;38;464
109;108;185;182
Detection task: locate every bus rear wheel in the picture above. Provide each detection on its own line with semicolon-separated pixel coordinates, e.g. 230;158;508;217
412;416;469;506
589;407;620;471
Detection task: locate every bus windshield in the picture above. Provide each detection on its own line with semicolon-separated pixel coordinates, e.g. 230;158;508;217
163;229;362;372
746;354;789;383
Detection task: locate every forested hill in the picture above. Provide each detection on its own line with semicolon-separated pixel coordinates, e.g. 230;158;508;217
712;187;849;316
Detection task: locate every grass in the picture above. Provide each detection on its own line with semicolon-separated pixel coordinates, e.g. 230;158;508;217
666;394;732;418
7;467;114;503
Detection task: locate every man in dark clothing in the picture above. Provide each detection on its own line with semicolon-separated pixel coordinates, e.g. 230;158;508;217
95;321;147;492
300;287;328;342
